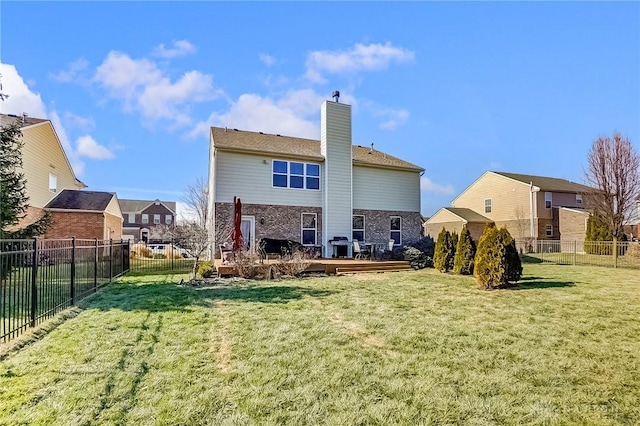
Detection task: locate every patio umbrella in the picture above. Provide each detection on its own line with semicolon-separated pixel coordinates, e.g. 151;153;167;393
231;196;243;251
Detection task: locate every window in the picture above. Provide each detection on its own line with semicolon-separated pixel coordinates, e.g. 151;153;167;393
352;215;365;242
301;213;317;246
390;216;402;246
153;214;161;224
128;213;135;223
272;160;320;190
546;225;553;237
576;194;582;205
484;198;492;214
545;192;552;209
48;173;57;193
166;215;172;224
142;214;149;224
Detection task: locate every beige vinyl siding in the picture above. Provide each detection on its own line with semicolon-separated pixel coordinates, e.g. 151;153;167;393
214;150;322;207
104;197;123;219
427;208;465;224
20;123;83;208
353;166;420;212
321;101;353;255
453;172;531;222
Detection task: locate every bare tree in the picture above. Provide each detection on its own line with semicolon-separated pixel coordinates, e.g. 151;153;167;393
171;222;211;280
585;133;640;240
182;177;208;228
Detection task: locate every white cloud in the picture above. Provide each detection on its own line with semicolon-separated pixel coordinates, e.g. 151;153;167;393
50;58;89;83
305;42;415;83
375;108;410;130
64;111;95;131
421;177;455;195
259;53;276;66
0;63;47;117
50;110;85;176
76;135;115;160
94;51;220;127
151;40;196;59
189;89;326;139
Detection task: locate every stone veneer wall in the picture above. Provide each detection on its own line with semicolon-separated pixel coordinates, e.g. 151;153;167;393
214;203;422;257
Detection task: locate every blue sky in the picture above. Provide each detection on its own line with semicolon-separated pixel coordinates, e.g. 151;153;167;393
1;2;638;217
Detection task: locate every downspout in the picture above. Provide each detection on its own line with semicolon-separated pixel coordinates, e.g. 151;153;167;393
529;181;535;239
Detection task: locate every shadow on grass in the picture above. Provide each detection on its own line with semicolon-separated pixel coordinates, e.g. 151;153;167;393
510;279;575;290
520;254;543;264
87;277;336;312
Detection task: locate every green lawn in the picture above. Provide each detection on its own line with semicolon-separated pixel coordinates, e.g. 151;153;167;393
1;264;638;425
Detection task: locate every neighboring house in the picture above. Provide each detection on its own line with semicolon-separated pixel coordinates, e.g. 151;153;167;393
208;98;424;258
119;199;177;243
624;199;640;240
43;190;122;240
1;113;86;230
425;207;493;242
426;171;595;242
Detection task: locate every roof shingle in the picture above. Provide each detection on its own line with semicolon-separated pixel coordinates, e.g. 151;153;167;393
44;190;115;211
494;171;594;193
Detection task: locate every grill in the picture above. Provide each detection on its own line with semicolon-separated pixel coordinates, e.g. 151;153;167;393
328;236;349;258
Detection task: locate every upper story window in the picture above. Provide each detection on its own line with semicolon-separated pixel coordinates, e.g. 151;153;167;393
48;173;57;193
272;160;320;190
352;215;365;242
153;214;161;224
301;213;317;246
166;215;172;224
546;225;553;237
390;216;402;246
576;194;582;205
484;198;492;214
128;213;135;223
142;214;149;224
545;192;552;209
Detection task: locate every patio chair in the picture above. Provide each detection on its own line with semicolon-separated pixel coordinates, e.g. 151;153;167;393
352;239;371;260
219;242;234;264
382;239;395;260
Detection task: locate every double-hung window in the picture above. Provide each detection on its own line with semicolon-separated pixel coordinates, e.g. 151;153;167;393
576;194;582;206
546;225;553;237
352;215;365;242
390;216;402;246
49;173;57;193
272;160;320;190
154;214;161;224
484;198;492;214
545;192;552;209
301;213;317;246
142;214;149;224
166;215;172;224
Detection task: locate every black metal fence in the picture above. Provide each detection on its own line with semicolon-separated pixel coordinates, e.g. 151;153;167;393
127;241;196;275
516;239;640;269
1;238;130;343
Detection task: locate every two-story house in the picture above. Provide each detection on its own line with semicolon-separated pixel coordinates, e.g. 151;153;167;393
207;96;424;258
119;199;177;243
1;113;86;231
426;171;594;242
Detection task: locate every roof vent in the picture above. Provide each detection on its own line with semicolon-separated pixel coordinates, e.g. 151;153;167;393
259;132;264;134
21;112;28;124
234;128;238;131
369;143;374;154
332;90;340;103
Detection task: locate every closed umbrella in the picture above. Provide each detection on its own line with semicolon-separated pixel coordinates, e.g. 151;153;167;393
231;196;243;251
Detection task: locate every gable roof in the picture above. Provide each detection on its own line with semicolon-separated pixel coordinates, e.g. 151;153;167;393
119;199;177;214
211;127;424;172
493;171;594;193
442;207;493;223
44;190;115;211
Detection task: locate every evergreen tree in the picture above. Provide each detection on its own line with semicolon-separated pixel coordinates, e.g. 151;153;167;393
448;231;458;271
474;224;521;289
434;228;454;272
453;225;476;275
0;120;49;239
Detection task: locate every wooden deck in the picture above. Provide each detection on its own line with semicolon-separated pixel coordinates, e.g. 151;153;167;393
214;257;413;276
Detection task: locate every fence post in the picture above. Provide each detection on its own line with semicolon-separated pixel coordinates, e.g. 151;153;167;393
30;238;38;327
109;239;113;282
171;237;174;271
70;237;76;305
613;238;618;268
94;239;98;292
573;241;576;265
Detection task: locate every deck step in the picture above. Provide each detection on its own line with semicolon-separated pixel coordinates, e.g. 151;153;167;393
336;262;413;275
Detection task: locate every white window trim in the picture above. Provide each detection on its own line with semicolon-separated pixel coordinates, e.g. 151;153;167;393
301;212;317;246
48;173;57;193
545;192;552;209
272;159;321;191
546;225;553;237
352;215;365;242
142;214;149;224
576;194;582;205
484;198;492;214
165;214;172;224
153;214;161;224
390;216;402;246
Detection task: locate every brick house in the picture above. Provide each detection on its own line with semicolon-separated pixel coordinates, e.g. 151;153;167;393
425;171;595;242
207;96;424;258
119;199;177;243
43;190;122;240
1;113;86;232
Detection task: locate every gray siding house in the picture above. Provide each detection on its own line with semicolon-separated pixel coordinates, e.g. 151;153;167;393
207;98;424;258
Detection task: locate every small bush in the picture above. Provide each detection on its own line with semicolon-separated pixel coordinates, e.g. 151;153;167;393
410;236;435;259
233;250;263;279
627;242;640;259
453;225;476;275
273;248;312;277
197;261;216;278
152;253;166;259
402;247;432;269
131;243;152;258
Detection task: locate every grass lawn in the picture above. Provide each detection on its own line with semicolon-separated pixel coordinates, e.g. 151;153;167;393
0;264;638;425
